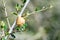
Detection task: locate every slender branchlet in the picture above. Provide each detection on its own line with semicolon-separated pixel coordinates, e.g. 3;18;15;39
5;0;30;39
3;0;11;29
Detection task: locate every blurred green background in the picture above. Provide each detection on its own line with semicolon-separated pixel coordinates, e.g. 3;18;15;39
0;0;60;40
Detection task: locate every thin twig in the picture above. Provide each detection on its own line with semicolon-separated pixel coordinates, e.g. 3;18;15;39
2;28;5;37
5;0;30;39
3;0;11;29
24;5;53;18
9;0;30;34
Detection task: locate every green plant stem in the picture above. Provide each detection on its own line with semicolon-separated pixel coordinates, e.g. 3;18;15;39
24;5;53;18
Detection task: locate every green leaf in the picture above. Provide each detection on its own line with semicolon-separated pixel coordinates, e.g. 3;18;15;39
21;5;24;8
15;3;21;11
20;26;25;31
0;21;6;28
23;23;27;27
16;23;27;31
35;7;40;11
5;32;9;36
12;12;18;15
0;21;7;31
1;21;5;27
20;23;27;31
1;37;6;40
16;3;19;7
22;0;26;4
3;25;7;32
16;26;20;31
